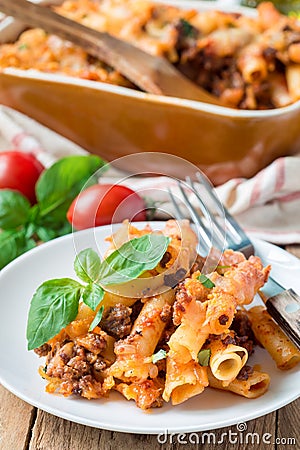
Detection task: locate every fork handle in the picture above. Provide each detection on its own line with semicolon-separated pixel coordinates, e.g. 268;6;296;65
266;289;300;350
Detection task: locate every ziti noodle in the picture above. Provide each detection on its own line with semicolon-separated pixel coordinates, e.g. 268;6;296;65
1;1;300;109
28;220;300;409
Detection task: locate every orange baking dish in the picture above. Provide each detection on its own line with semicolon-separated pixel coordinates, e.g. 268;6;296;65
0;0;299;184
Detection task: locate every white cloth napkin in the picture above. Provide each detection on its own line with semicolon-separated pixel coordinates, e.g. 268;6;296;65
0;105;299;245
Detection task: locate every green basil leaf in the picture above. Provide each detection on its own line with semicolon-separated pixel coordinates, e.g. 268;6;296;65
82;283;104;311
74;248;101;283
36;155;107;222
27;204;40;223
89;305;104;332
197;349;211;366
197;274;215;288
26;278;82;350
24;222;37;239
152;349;167;364
0;190;31;229
0;229;35;269
98;234;171;285
35;226;57;242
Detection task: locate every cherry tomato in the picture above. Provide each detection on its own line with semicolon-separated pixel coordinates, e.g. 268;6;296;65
67;184;147;230
0;151;44;204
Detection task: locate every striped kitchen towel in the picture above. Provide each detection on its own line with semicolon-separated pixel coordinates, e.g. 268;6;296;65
0;104;299;244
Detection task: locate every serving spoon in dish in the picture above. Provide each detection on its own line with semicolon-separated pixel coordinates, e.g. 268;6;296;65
0;0;224;106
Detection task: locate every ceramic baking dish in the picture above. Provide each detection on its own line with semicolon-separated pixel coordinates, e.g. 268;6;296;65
0;0;299;184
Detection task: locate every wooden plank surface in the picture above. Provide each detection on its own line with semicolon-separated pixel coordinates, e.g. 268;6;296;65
1;245;299;450
0;384;36;450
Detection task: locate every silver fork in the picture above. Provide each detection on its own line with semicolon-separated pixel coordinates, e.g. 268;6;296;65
168;172;300;350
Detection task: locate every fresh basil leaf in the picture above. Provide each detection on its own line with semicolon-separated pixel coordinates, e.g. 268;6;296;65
152;349;167;364
0;229;35;269
35;226;57;242
98;234;171;285
26;278;82;350
27;204;40;223
0;190;31;229
89;305;104;331
197;274;215;288
24;222;36;239
74;248;101;283
82;283;104;311
197;349;211;366
36;155;107;223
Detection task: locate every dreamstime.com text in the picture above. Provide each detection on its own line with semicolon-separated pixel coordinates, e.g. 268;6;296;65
157;423;297;445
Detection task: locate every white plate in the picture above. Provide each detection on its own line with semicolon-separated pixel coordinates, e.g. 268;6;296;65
0;222;299;434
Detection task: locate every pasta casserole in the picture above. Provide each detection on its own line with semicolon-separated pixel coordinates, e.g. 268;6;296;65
0;1;300;109
28;220;300;410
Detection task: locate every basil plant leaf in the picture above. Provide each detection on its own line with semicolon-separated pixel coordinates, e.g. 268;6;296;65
36;155;107;223
26;278;82;350
152;349;167;364
35;226;57;242
98;234;171;285
198;349;211;366
74;248;101;283
89;306;104;332
82;283;104;311
0;229;35;270
0;190;31;229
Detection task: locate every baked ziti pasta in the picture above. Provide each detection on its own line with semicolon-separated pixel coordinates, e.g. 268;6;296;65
28;220;300;410
1;1;300;109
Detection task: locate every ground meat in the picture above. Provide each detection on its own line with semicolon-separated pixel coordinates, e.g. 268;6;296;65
160;251;172;268
66;356;91;378
173;282;192;325
101;303;132;340
160;304;172;323
231;310;256;342
231;310;256;355
236;365;254;381
263;47;277;64
75;332;107;354
34;343;51;357
219;314;229;325
93;357;107;372
222;334;236;346
44;333;109;398
235;335;255;355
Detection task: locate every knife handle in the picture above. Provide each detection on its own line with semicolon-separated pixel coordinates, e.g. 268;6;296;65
266;289;300;351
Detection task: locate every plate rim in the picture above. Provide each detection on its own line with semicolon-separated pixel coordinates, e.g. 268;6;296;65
0;222;299;434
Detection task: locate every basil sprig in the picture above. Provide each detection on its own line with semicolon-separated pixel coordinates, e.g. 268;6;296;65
36;155;104;225
0;190;31;229
197;274;215;289
0;155;106;270
27;234;171;350
27;279;82;350
98;234;171;285
74;248;101;284
197;349;211;367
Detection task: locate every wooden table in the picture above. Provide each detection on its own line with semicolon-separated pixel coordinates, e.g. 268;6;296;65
1;245;299;450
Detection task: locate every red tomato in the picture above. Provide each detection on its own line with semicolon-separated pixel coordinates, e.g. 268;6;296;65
0;151;44;204
67;184;147;230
